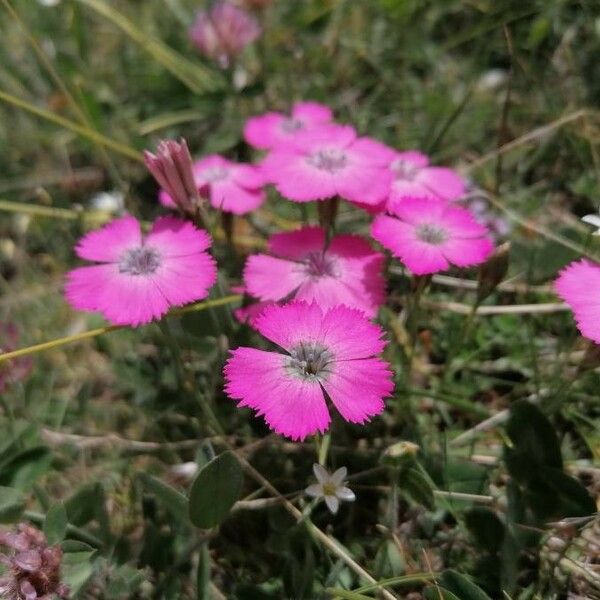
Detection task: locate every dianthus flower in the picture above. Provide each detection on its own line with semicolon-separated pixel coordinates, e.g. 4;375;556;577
386;150;466;210
555;260;600;344
189;0;260;68
65;215;217;326
243;226;385;317
371;197;493;275
260;124;393;205
224;302;393;441
160;155;265;216
244;101;333;150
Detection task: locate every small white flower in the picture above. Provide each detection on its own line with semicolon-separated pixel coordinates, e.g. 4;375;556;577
305;464;355;514
38;0;61;6
89;190;125;214
582;213;600;235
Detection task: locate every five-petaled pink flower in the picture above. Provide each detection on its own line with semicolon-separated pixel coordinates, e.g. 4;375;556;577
189;0;261;69
243;226;385;317
386;150;466;211
260;124;393;205
160;155;265;215
555;260;600;344
65;215;217;326
244;101;333;150
224;302;393;441
371;197;493;275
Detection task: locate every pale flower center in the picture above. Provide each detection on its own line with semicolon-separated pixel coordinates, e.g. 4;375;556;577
303;251;338;278
287;342;334;379
391;158;420;180
202;166;229;182
416;223;448;245
322;482;337;496
119;246;162;276
307;148;348;173
281;117;304;132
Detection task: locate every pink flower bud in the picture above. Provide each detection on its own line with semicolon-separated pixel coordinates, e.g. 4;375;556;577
144;139;200;215
189;1;261;69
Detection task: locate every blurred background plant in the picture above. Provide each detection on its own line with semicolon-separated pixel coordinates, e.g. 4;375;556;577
0;0;599;598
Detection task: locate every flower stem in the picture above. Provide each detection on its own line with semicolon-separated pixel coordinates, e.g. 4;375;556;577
0;295;242;364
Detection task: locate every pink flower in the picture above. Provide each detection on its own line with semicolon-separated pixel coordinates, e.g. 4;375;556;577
386;150;466;211
0;523;69;599
244;101;333;150
243;226;385;317
160;155;265;215
371;197;493;275
0;324;32;393
224;302;393;441
65;215;217;327
189;1;261;69
230;285;275;327
260;124;394;205
555;260;600;344
144;139;200;215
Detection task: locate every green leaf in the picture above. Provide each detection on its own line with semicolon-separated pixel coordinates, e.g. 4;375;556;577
0;485;25;523
423;586;461;600
61;550;96;595
139;473;188;523
440;570;492;600
465;508;505;552
196;543;210;600
538;467;596;517
44;502;68;544
504;401;562;483
398;465;434;510
189;452;243;529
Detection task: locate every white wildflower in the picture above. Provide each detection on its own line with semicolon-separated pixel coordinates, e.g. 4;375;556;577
305;464;355;514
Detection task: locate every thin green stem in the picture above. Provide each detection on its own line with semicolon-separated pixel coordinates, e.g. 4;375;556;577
0;295;242;364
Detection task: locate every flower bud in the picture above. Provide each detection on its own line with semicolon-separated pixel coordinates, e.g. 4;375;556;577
144;139;200;216
189;1;261;69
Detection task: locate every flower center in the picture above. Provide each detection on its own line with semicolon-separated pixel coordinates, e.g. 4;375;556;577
303;251;338;278
416;223;448;245
391;158;420;180
322;482;337;496
202;166;229;182
287;342;334;379
307;148;348;173
118;246;162;276
281;117;304;132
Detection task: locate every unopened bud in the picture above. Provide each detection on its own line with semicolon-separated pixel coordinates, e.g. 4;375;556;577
144;139;200;216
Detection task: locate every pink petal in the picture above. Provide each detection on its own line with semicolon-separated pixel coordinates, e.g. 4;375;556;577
351;137;397;165
334;162;393;205
268;226;325;258
243;254;306;301
243;113;285;149
224;347;331;440
262;151;338;202
65;264;170;326
154;252;217;306
232;163;265;189
555;260;600;344
322;358;392;423
388;180;434;208
145;217;212;257
292;101;333;123
75;215;141;263
441;237;493;267
394;150;429;167
371;214;449;274
436;204;490;238
418;166;466;200
159;189;177;208
209;179;266;214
